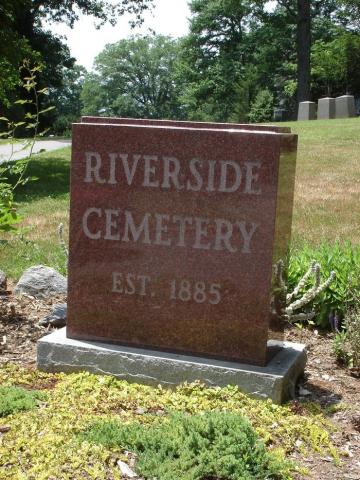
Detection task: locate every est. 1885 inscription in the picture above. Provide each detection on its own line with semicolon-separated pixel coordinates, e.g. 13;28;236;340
67;121;297;366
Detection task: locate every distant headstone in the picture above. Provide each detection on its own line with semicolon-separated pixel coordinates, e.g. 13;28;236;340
317;97;335;120
335;95;356;118
62;121;297;366
297;101;316;121
355;98;360;115
273;108;287;122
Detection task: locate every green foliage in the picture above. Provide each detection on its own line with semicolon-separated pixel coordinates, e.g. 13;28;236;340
248;89;274;123
0;1;152;132
0;61;51;234
81;35;184;119
289;242;360;328
81;413;292;479
0;386;43;417
311;33;360;97
49;64;86;135
179;0;258;122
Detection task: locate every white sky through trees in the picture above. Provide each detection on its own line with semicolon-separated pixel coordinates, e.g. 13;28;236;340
47;0;191;71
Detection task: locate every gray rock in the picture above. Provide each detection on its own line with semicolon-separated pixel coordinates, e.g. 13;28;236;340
0;270;7;291
14;265;67;298
39;303;67;328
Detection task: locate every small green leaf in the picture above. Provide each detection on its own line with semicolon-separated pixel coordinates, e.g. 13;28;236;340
39;106;55;115
14;99;31;105
38;128;50;137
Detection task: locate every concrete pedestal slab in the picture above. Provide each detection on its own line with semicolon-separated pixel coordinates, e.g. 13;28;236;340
37;328;306;404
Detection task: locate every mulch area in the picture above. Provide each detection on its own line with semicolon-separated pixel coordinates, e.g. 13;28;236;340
286;328;360;480
0;285;359;480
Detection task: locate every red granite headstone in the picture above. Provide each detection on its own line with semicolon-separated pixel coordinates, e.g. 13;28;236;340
81;116;291;133
67;122;297;365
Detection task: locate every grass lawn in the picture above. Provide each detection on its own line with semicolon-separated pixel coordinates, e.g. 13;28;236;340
0;118;359;280
283;118;360;246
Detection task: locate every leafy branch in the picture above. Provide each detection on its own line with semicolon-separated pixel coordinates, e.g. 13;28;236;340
0;60;54;233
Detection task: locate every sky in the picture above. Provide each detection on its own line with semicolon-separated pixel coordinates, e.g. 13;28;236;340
47;0;191;71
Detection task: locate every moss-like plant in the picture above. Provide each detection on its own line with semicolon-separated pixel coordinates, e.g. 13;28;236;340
0;385;44;417
80;412;293;480
0;365;338;479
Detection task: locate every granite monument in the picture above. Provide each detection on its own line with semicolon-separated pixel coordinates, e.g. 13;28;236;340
38;119;305;402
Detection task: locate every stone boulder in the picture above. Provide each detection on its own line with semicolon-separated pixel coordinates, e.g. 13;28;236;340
0;270;7;292
39;303;67;328
14;265;67;298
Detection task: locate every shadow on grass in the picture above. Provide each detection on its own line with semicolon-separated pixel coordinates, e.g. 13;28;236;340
12;151;70;202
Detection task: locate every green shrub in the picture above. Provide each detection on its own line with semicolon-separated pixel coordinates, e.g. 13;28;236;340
248;89;274;123
81;412;292;480
289;242;360;328
0;385;44;417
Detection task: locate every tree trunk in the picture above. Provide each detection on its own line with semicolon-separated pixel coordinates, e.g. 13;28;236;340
296;0;311;103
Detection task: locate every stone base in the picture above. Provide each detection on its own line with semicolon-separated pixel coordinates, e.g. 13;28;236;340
37;328;306;404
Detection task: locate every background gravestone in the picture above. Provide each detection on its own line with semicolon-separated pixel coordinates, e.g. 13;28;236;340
317;98;335;120
297;101;316;121
335;95;356;118
65;122;297;366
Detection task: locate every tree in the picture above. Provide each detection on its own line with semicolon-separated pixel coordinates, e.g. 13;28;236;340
266;0;360;102
179;0;260;122
81;35;185;119
0;1;38;105
50;65;87;134
312;33;360;97
0;1;153;130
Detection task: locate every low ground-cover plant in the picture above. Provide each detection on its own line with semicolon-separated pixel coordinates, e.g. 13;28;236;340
0;364;338;479
289;242;360;328
80;412;293;479
0;385;44;417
